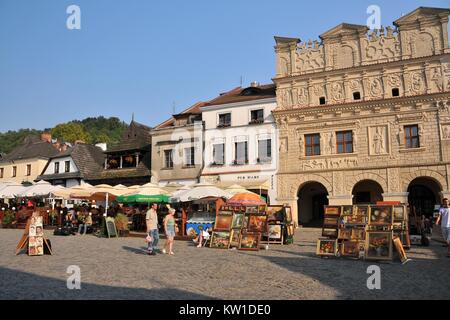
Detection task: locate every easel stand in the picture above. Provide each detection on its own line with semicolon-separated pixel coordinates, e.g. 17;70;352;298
15;218;53;255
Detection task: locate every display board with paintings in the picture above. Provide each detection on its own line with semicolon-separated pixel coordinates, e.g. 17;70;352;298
318;204;410;262
16;213;52;256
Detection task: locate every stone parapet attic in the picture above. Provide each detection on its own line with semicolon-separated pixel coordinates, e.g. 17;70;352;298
272;7;450;225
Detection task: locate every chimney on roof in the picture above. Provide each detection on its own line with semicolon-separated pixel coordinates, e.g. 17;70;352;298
40;132;52;143
250;81;260;88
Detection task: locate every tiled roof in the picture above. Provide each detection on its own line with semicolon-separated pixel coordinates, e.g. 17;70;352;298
155;102;208;129
204;84;276;107
37;143;105;181
2;135;60;162
106;121;152;153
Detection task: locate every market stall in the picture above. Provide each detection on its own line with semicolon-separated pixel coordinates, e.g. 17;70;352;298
209;192;270;251
317;204;410;263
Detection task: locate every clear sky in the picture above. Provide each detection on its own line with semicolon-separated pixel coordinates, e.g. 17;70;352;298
0;0;448;132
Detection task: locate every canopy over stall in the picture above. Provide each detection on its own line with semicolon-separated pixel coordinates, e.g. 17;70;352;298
170;182;232;202
0;183;28;199
117;185;170;203
226;192;266;206
17;180;64;198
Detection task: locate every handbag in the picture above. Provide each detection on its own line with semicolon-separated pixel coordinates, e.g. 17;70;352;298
145;235;152;243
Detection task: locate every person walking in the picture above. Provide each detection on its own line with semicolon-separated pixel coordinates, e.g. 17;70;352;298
436;198;450;258
162;208;176;255
145;203;159;255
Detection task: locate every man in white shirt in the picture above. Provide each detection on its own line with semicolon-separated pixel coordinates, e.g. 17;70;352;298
436;198;450;258
145;203;159;255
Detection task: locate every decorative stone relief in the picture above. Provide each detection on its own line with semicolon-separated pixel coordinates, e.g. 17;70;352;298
368;125;389;155
441;124;450;140
279;137;288;153
387;168;400;192
300;157;358;171
363;27;401;63
297;87;309;106
368;77;383;98
349;79;361;91
431;67;443;92
333;171;344;195
320;132;334;155
331;82;344;102
408;71;425;95
296;40;325;74
387;74;401;88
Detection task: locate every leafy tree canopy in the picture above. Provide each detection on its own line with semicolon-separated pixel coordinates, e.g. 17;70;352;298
0;117;129;154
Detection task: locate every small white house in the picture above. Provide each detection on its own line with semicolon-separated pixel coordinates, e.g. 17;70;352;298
37;143;105;187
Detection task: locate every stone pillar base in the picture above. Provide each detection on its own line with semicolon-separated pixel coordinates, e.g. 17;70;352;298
327;195;353;206
382;192;409;204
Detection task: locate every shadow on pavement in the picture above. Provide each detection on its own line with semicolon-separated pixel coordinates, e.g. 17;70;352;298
0;266;217;300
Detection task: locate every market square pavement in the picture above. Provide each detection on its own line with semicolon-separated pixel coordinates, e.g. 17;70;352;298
0;228;449;300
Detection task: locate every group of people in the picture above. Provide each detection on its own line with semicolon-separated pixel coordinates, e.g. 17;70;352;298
145;203;177;255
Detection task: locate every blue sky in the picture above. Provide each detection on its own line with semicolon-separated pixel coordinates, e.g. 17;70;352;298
0;0;448;132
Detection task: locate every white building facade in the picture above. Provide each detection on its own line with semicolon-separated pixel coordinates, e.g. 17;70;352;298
200;85;279;202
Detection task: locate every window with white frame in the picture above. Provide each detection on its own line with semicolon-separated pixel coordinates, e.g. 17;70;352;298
164;149;174;169
212;144;225;165
258;139;272;163
184;147;195;167
234;138;248;165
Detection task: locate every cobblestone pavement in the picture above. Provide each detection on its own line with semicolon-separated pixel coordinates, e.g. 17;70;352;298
0;227;449;300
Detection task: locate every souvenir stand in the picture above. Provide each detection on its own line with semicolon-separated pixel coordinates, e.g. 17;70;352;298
263;205;295;245
317;204;410;263
184;197;225;238
209;193;268;251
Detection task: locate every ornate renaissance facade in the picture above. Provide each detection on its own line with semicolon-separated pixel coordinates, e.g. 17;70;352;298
272;7;450;225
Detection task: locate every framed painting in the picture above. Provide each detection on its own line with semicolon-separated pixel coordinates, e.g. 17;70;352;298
322;228;338;238
316;239;338;256
230;229;241;247
267;224;283;241
231;213;244;229
214;214;233;231
238;232;261;251
344;215;366;225
341;241;359;258
365;231;393;261
351;228;366;241
245;206;259;214
210;231;231;249
367;224;391;231
342;206;354;216
284;207;292;223
248;215;268;233
338;228;352;240
323;217;339;226
258;205;267;214
219;210;233;216
369;206;393;225
393;206;406;222
266;206;284;222
324;206;341;217
355;206;369;217
242;215;250;229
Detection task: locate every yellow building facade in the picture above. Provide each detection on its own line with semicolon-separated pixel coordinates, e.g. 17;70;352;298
272;7;450;225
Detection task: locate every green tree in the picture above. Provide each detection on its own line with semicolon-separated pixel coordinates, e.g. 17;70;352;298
51;123;91;144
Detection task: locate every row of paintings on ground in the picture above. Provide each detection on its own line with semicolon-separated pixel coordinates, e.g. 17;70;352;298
209;205;295;250
318;204;410;262
317;233;408;263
